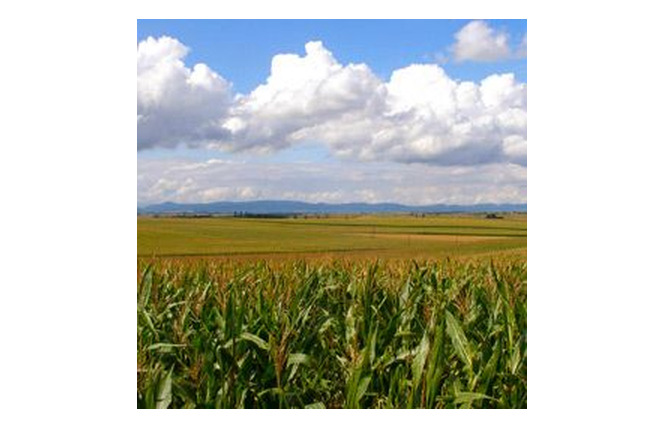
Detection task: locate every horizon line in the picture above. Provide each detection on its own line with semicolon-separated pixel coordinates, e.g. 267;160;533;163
138;199;527;208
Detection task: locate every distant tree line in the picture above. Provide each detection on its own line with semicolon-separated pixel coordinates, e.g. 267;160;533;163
233;211;294;219
232;211;336;219
485;213;504;219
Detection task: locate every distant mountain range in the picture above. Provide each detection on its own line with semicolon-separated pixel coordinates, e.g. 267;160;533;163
138;200;526;215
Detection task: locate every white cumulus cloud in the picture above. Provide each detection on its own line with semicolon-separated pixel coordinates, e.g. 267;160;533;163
138;37;526;167
295;60;527;166
220;41;385;152
137;36;233;149
451;21;521;62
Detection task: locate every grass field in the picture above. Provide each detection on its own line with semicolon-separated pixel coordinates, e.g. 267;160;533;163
137;214;526;408
138;213;526;260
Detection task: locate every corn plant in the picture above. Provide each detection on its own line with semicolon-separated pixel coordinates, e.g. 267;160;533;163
137;258;526;408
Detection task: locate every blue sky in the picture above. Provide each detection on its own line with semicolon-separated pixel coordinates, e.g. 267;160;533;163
137;20;527;206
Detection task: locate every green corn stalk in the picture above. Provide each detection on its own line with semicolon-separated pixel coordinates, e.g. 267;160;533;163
137;258;526;409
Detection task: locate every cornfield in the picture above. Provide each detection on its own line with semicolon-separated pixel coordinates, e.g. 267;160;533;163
137;258;526;408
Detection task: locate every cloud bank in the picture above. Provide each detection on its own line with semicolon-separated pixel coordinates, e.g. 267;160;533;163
138;157;526;206
138;36;526;167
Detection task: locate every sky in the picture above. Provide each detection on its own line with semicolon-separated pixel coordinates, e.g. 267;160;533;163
137;19;527;206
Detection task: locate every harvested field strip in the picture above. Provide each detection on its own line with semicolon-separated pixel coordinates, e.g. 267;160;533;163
250;219;527;232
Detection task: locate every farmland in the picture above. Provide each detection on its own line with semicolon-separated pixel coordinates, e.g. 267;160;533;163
137;214;526;408
138;213;526;260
